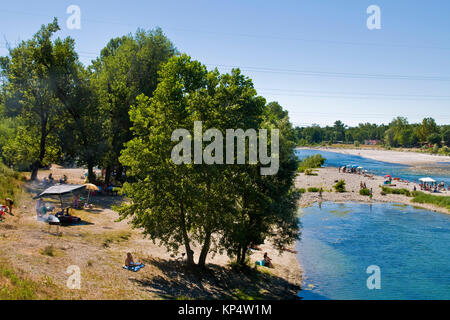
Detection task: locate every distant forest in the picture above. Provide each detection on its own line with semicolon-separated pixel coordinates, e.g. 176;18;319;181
294;117;450;151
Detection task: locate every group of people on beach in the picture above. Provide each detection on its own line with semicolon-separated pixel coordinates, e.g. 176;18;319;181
43;173;68;185
419;182;449;193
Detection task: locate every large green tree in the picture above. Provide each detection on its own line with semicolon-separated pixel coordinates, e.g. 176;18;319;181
0;19;80;179
118;55;300;268
91;28;176;183
222;101;300;266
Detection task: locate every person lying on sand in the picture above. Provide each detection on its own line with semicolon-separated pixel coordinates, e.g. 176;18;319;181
248;243;262;251
281;247;298;254
125;252;136;267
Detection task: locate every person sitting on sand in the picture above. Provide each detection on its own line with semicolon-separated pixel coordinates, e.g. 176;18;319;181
263;252;273;268
125;252;136;267
248;243;262;251
4;198;13;215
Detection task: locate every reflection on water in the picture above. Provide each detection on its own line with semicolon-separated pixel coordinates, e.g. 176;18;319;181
297;202;450;300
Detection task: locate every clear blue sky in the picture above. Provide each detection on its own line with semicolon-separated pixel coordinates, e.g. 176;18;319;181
1;0;449;127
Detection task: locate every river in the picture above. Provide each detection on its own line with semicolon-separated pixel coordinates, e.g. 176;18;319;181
295;149;450;300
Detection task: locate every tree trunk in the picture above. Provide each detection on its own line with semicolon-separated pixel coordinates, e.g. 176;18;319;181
198;231;212;268
87;162;95;183
179;204;195;266
30;161;40;181
31;119;48;181
116;165;124;182
239;246;248;266
105;166;112;184
236;249;241;265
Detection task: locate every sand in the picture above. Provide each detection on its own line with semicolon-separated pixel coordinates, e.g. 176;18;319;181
300;147;450;165
295;167;449;215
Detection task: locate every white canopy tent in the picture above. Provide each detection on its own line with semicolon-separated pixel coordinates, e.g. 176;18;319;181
419;177;436;183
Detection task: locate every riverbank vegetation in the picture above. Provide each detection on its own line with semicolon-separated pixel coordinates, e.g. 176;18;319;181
298;154;326;173
381;186;412;197
411;192;450;210
381;187;450;210
295;118;450;155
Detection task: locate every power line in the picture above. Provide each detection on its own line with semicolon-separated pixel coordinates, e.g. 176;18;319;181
258;92;450;101
0;9;449;51
210;64;450;82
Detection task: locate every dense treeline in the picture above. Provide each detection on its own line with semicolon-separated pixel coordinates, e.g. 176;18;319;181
295;118;450;153
0;19;300;267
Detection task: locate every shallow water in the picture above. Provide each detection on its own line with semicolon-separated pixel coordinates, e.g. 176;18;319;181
296;149;450;185
296;202;450;300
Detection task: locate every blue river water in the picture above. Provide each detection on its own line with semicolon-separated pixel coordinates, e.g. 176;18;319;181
295;148;450;186
294;149;450;300
296;202;450;300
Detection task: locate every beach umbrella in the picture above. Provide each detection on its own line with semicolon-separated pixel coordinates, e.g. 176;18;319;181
385;175;392;178
84;184;99;205
419;177;436;183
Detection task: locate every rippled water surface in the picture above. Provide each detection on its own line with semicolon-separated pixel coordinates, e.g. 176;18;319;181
297;202;450;300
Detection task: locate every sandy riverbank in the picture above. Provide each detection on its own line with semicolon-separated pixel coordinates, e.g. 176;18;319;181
298;147;450;165
295;167;449;215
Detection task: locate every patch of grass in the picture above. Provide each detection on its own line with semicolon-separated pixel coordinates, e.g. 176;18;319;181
298;188;306;194
231;288;261;300
381;186;411;197
298;155;326;173
307;187;320;193
411;191;450;210
334;180;346;193
102;231;131;248
360;188;371;196
0;265;37;300
40;245;56;257
175;295;196;300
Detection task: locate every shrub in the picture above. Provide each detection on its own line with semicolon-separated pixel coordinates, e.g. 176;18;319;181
40;245;55;257
412;192;450;210
298;155;326;173
360;188;371;196
304;169;318;176
307;187;320;193
354;141;360;148
432;144;440;154
381;186;411;197
334;180;346;193
298;188;306;194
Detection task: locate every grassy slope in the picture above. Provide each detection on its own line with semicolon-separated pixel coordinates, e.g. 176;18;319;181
0;164;25;202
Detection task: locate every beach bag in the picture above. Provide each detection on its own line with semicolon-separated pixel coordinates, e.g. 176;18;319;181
255;260;265;266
